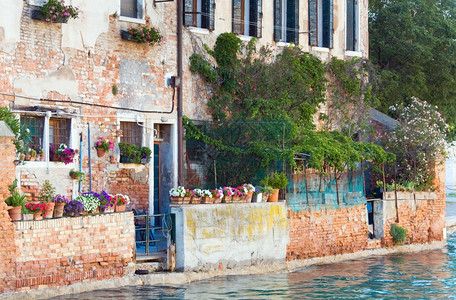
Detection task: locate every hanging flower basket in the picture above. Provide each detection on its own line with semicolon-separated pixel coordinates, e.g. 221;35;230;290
120;25;163;46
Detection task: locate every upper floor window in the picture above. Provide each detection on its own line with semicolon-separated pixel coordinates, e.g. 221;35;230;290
120;0;144;20
309;0;333;48
274;0;299;44
120;121;143;147
21;115;71;151
184;0;215;30
346;0;358;51
232;0;263;37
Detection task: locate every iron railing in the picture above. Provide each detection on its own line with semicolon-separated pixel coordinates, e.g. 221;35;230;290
134;213;174;258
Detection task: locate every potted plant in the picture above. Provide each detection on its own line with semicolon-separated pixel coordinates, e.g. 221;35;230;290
64;200;84;217
212;188;223;204
76;193;100;214
183;189;193;204
169;186;186;204
261;172;289;202
139;146;152;164
37;149;44;161
243;183;255;202
38;180;56;218
201;189;213;204
191;189;204;204
233;186;247;202
24;148;31;161
94;137;114;158
97;191;115;213
22;205;34;221
119;142;140;163
25;202;50;220
252;186;264;203
29;149;37;162
69;170;85;181
261;186;274;202
53;195;69;218
114;194;130;212
121;25;163;46
32;0;79;23
5;180;27;221
222;187;234;203
49;143;76;164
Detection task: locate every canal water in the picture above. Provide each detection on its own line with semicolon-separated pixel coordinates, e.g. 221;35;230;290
59;234;456;299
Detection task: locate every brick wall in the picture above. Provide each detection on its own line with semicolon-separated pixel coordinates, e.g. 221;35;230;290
380;192;445;247
287;205;368;260
0;135;19;294
13;213;135;292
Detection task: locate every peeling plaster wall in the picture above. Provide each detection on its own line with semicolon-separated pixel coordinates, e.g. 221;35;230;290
172;203;289;272
0;0;23;53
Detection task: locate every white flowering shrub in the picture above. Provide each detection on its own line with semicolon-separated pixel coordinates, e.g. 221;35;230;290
201;189;212;197
76;194;100;213
169;186;186;197
379;97;448;190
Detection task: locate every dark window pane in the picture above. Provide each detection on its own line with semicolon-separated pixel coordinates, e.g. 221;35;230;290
21;116;44;151
121;0;138;18
121;122;142;147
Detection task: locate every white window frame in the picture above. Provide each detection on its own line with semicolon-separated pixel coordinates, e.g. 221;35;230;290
119;0;146;24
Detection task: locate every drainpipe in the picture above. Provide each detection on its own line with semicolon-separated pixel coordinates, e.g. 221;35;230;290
177;0;184;186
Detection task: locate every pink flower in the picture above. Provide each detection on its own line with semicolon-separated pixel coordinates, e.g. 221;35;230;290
50;10;53;13
97;142;102;146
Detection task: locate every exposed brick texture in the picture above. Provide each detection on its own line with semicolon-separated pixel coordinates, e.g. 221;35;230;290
0;136;18;294
13;213;135;292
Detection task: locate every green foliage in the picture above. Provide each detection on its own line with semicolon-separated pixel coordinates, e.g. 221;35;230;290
0;106;32;154
186;33;393;178
112;85;118;95
39;0;79;22
261;172;289;189
126;25;163;46
139;146;152;158
118;142;150;164
69;170;85;180
369;0;456;141
38;180;56;203
390;223;407;244
5;179;27;207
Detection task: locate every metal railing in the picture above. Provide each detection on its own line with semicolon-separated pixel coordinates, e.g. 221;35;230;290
134;213;174;257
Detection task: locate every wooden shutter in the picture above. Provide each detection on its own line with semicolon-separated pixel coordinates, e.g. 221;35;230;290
308;0;317;46
232;0;243;34
346;0;355;50
322;0;333;48
250;0;262;38
274;0;282;41
184;0;194;26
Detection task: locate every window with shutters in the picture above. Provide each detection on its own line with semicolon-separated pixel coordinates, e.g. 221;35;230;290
346;0;358;51
232;0;262;37
309;0;333;48
21;116;71;151
120;0;144;20
184;0;215;30
120;121;143;147
274;0;299;44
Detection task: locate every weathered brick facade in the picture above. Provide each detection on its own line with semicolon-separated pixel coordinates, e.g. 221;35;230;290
13;213;135;291
0;135;19;294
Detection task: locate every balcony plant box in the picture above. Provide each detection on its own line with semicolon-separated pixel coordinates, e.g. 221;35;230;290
31;9;70;23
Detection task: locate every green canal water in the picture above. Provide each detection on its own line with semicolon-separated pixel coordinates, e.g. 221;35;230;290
59;234;456;299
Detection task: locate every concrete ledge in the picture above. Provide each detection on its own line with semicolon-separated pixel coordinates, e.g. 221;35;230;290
2;241;446;300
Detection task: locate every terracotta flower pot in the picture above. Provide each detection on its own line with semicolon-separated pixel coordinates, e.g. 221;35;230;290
202;196;213;204
223;195;232;203
191;197;202;204
267;189;280;202
97;148;106;157
245;191;253;203
115;204;126;212
183;196;191;204
54;202;65;218
51;153;60;161
8;206;22;221
170;196;183;204
33;211;43;220
213;197;222;204
43;202;55;219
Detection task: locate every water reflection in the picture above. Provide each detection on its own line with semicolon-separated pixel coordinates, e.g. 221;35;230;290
57;235;456;299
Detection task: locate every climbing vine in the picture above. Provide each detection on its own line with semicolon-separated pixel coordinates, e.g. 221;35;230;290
186;32;393;174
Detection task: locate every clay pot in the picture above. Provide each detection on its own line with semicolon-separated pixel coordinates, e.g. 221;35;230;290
170;197;183;204
8;206;22;221
33;211;43;220
54;202;65;218
183;196;191;204
213;197;222;204
245;191;253;203
97;148;106;157
223;195;232;203
43;202;55;219
190;197;202;204
202;196;213;204
267;189;280;202
51;153;60;161
115;204;126;212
